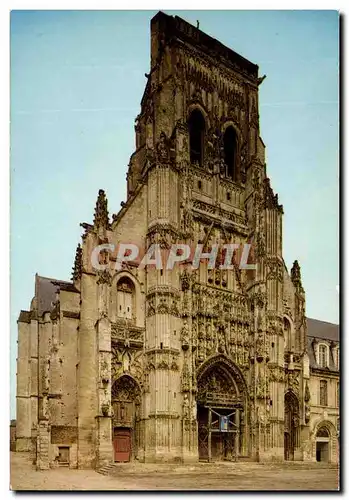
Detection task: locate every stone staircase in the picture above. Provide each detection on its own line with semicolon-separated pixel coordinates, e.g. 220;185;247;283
98;463;120;476
97;459;339;476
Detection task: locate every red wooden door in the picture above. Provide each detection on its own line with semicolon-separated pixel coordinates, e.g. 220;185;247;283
113;429;131;462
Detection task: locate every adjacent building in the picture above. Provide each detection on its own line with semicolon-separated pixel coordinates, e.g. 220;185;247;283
306;319;339;463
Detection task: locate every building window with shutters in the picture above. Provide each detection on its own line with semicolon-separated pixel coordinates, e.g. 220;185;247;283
116;277;135;321
319;380;328;406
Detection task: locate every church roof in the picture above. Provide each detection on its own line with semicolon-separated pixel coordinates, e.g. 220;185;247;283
35;275;58;316
35;275;77;317
306;317;339;342
17;275;79;322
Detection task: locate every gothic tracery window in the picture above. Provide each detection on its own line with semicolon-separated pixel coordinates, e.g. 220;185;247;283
117;277;135;321
188;109;205;166
223;126;237;180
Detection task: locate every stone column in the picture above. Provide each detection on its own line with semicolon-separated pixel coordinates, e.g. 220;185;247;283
180;270;198;463
36;361;50;470
16;319;32;451
77;271;98;469
144;291;182;463
30;318;39;452
143;132;183;462
96;270;113;468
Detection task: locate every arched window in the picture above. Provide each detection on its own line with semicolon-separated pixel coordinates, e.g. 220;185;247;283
117;277;135;321
223;126;238;180
318;344;328;368
188;109;205;166
317;426;329;438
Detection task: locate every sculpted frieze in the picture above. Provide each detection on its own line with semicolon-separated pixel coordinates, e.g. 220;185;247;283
146;292;180;317
96;269;112;286
269;366;285;383
111;321;144;344
265;257;284;283
111;347;143;383
286;370;300;394
181;357;191;392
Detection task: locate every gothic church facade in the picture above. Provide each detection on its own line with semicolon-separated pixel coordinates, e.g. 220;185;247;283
16;12;339;469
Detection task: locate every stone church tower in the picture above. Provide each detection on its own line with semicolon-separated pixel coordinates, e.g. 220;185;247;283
16;12;312;468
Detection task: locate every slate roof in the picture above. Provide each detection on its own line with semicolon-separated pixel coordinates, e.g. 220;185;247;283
35;275;61;316
17;275;78;322
18;310;31;323
306;317;339;342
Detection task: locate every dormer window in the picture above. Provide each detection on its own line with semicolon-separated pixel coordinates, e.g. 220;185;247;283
318;344;328;368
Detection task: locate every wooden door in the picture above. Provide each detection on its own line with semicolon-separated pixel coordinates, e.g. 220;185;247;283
284;432;289;460
113;429;131;462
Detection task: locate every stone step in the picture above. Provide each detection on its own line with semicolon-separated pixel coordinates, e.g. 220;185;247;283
97;459;339;475
98;464;118;476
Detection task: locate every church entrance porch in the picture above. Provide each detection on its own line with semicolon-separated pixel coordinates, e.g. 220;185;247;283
196;355;249;462
111;375;141;462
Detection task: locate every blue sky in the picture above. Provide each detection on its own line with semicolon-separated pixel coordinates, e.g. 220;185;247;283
10;10;339;417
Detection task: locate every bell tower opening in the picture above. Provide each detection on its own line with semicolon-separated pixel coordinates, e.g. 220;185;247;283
223;126;237;180
188;109;205;166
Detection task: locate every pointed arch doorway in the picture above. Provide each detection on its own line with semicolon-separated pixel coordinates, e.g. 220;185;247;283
196;355;249;462
111;375;141;462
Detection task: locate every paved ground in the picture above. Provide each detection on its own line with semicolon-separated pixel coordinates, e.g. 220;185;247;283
10;452;340;491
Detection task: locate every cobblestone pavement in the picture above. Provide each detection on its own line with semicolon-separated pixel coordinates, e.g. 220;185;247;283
10;452;340;491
